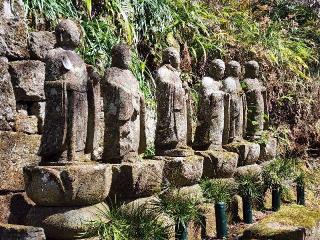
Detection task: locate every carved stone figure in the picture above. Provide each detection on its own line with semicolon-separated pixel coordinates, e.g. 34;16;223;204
102;44;146;163
242;61;267;140
222;61;245;144
155;47;192;156
194;59;226;150
39;20;88;163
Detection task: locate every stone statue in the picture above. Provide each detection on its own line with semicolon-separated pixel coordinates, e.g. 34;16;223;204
102;44;146;163
222;61;245;144
194;59;226;150
39;20;89;163
242;61;267;140
155;47;192;156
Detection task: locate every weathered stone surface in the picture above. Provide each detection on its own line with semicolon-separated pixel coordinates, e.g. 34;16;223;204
0;224;45;240
102;44;146;163
0;131;41;191
15;114;38;134
0;192;34;224
199;203;216;238
197;149;238;178
109;161;163;199
0;0;29;59
24;164;111;206
9;60;46;101
224;141;260;166
0;57;15;130
155;47;193;157
25;203;106;240
259;136;277;162
234;164;262;179
154;155;203;187
30;102;46;133
40;20;88;163
29;31;56;60
145;106;157;147
194;59;226;150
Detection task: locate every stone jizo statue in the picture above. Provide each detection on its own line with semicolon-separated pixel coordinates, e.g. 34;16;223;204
102;44;146;163
39;19;89;163
222;61;245;144
242;60;267;140
194;59;226;150
155;47;192;156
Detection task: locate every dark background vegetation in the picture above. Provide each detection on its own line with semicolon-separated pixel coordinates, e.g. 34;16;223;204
23;0;320;157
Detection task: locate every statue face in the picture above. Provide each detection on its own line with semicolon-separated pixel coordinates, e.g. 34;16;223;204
209;59;225;80
226;61;241;77
245;61;259;78
163;47;180;70
55;20;81;49
111;44;132;69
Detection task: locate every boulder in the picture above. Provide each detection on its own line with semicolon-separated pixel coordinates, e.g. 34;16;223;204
109;160;164;199
28;31;56;60
154;155;204;187
0;224;45;240
259;136;277;163
0;57;15;131
0;192;34;224
234;164;262;179
0;131;41;191
224;141;260;166
197;149;238;179
24;163;112;206
25;203;106;240
9;60;46;101
15;114;38;134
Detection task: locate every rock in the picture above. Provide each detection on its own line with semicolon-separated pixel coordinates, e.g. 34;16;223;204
224;141;260;166
154;155;203;187
230;195;243;223
0;57;15;130
0;131;41;191
199;203;216;238
25;203;106;240
0;192;34;224
15;114;38;134
234;164;262;179
109;160;163;199
24;163;112;206
28;31;56;60
30;102;46;133
9;60;46;101
259;136;277;162
0;224;45;240
145;106;157;147
197;149;238;178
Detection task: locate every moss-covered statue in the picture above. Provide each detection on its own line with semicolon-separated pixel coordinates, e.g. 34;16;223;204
155;47;192;156
102;44;146;163
194;59;226;150
242;61;267;140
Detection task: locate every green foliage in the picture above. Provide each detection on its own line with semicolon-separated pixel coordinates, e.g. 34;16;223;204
235;173;263;201
143;145;155;159
152;189;203;228
83;203;170;240
200;179;235;204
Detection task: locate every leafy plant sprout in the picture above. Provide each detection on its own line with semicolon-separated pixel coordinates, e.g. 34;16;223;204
200;178;236;204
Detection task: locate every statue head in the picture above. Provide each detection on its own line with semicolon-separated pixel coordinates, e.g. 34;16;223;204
163;47;181;70
55;19;81;49
111;44;132;69
245;60;259;78
226;61;241;77
208;59;225;80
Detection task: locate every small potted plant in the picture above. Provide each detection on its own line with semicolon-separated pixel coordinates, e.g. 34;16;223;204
152;188;203;240
200;179;235;238
296;172;305;206
235;173;262;224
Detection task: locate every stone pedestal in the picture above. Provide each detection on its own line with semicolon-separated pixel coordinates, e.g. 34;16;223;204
259;136;277;162
223;141;260;166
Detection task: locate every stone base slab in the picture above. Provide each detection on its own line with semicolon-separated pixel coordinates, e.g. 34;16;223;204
0;224;45;240
224;141;260;166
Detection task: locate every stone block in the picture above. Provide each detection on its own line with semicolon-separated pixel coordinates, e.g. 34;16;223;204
154;155;203;187
0;57;15;131
25;203;106;240
24;163;112;206
9;60;46;101
224;141;260;166
197;149;238;179
0;192;34;224
28;31;56;60
109;160;163;199
199;203;216;238
30;102;46;133
234;164;262;180
259;136;277;162
15;114;38;134
0;224;45;240
0;131;41;191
